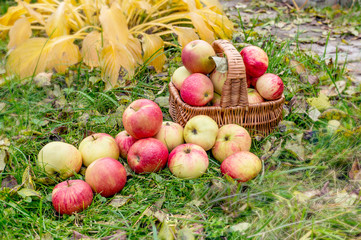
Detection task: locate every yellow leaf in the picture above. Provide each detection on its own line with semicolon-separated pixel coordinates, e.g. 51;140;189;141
173;27;199;48
0;5;27;27
47;39;80;73
126;34;143;65
100;3;129;46
200;0;223;14
45;2;70;38
7;18;32;50
20;1;46;25
200;9;234;39
188;11;215;43
101;43;122;90
81;31;102;68
142;33;166;73
79;0;100;25
6;38;51;79
306;93;331;111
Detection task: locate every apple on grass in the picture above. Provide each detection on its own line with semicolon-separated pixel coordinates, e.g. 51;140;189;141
127;138;169;174
168;143;209;179
154;121;184;152
85;157;127;197
79;133;119;167
247;88;264;104
183;115;218;151
240;46;269;77
115;131;137;159
122;99;163;139
52;180;93;215
37;141;82;179
220;151;262;182
171;66;191;90
210;69;227;95
255;73;284;100
180;73;214;106
181;40;216;74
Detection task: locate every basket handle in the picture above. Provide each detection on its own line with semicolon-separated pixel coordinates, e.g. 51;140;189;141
212;40;248;108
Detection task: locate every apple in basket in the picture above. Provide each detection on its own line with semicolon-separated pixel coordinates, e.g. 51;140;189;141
240;45;269;78
181;40;216;74
255;73;284;100
171;66;191;90
180;73;214;106
154;121;184;152
212;124;252;163
247;88;264;104
211;92;222;106
247;74;259;88
115;131;138;159
220;151;262;182
210;69;227;95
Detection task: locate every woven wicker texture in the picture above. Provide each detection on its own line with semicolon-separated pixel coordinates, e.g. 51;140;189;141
169;40;285;136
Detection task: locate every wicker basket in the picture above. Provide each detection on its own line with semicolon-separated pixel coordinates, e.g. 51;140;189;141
169;39;285;136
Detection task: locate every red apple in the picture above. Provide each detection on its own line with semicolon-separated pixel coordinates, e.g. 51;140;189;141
180;73;214;106
240;46;268;77
115;131;138;159
247;74;259;88
210;69;227;95
127;138;169;174
247;88;264;104
220;151;262;182
168;143;209;179
181;40;216;74
255;73;284;100
211;92;221;106
212;124;252;163
79;133;120;167
122;99;163;139
171;66;191;90
154;121;184;152
52;180;93;215
85;157;127;197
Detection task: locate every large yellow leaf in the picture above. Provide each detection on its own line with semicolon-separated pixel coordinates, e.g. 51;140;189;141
45;2;70;38
47;39;80;73
142;33;166;73
7;18;32;50
200;9;234;39
100;3;129;46
100;43;122;90
6;38;51;79
81;31;102;68
20;1;46;25
125;34;143;66
200;0;223;13
173;26;199;48
0;5;27;26
188;11;215;43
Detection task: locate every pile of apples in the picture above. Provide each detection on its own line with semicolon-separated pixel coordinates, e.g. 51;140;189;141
37;99;262;216
171;40;285;106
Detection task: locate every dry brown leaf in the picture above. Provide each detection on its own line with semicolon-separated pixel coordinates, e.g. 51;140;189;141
142;33;166;73
81;31;102;68
1;175;18;189
320;80;347;97
349;160;361;180
7;18;32;49
45;2;69;38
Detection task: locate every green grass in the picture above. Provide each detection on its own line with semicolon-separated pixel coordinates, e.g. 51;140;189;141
1;2;361;239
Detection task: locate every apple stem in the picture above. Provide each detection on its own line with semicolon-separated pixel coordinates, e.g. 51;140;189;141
91;135;96;140
66;180;70;187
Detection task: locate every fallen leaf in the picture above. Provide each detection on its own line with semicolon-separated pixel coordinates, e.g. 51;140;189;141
307;107;321;122
109;195;132;208
1;175;18;189
0;149;9;173
306;93;331;111
229;222;251;233
289;95;307;114
101;230;127;240
0;102;6;113
17;188;42;199
158;220;175;240
177;227;195;240
71;231;91;240
294;190;320;202
22;166;35;190
154;96;169;108
320;80;346;97
349;160;361;180
284;140;305;161
327;120;341;133
290;60;305;75
212;56;227;73
319;108;347;120
34;72;52;88
278;121;298;133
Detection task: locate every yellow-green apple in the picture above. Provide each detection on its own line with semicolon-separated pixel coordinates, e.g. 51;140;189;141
168;143;209;179
220;151;262;182
211;92;221;106
181;40;216;74
212;124;252;163
37;142;82;179
79;133;119;167
180;73;214;106
127;138;169;174
247;88;264;104
240;46;268;77
255;73;284;100
171;66;191;90
210;69;227;95
183;115;218;151
115;131;137;159
154;121;184;152
52;180;93;215
85;157;127;197
122;99;163;139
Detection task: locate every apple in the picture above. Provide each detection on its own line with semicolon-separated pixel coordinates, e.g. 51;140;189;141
181;40;216;74
183;115;218;151
247;74;259;88
115;131;138;159
247;88;264;104
52;180;93;215
122;99;163;139
127;138;169;174
240;46;268;77
37;142;82;179
210;69;227;95
212;124;252;163
79;133;120;167
168;143;209;179
85;157;127;197
171;66;191;90
211;92;222;106
154;121;184;152
180;73;214;106
220;151;262;182
255;73;284;100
